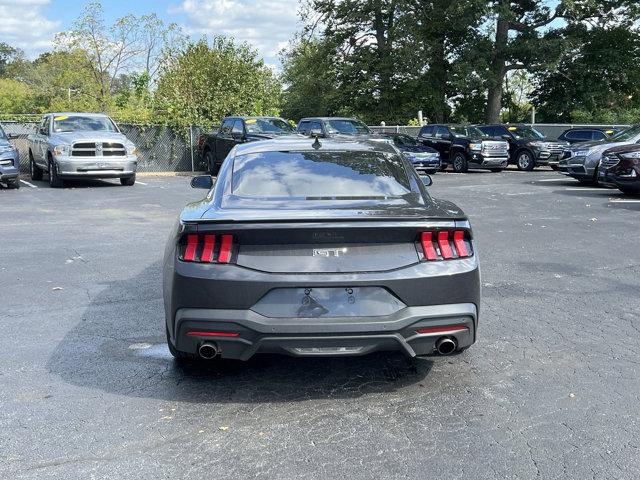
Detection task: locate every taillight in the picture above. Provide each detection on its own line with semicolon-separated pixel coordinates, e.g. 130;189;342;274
179;234;235;263
419;230;472;261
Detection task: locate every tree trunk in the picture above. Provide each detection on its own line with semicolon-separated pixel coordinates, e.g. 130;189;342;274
485;1;510;123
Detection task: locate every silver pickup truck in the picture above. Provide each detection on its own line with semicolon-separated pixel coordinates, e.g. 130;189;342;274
27;113;138;188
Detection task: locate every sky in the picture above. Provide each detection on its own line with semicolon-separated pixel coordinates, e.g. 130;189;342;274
0;0;302;66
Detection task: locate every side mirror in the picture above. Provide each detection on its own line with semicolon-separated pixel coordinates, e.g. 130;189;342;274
190;175;214;189
421;175;433;187
309;128;324;137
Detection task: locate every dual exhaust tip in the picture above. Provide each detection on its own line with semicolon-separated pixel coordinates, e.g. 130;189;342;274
435;337;457;356
198;342;219;360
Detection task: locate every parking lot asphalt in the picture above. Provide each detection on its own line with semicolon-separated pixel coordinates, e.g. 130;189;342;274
1;169;639;479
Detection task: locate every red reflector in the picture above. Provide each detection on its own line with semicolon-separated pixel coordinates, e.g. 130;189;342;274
420;232;438;260
201;234;215;263
453;230;468;257
218;234;233;263
186;331;239;337
416;325;468;334
184;234;198;262
437;231;453;259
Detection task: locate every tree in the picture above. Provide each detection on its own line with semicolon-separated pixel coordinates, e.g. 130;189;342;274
0;78;43;113
154;38;282;127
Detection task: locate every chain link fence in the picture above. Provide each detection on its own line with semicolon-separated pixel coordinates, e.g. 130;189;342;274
0;115;633;174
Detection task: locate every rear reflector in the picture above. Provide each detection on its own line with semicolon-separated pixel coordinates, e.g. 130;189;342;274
186;330;239;337
420;230;472;261
180;234;235;264
416;325;469;335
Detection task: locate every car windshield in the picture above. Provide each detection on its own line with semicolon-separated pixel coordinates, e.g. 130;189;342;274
450;126;485;138
325;120;372;135
52;115;118;133
392;134;419;146
609;125;640;142
244;118;295;135
507;126;544;140
232;150;412;198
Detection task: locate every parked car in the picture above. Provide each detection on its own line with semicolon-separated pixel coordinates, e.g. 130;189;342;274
557;127;616;144
379;132;441;173
27;113;138;188
598;144;640;195
0;124;20;189
163;137;480;362
417;124;509;173
198;116;297;175
476;124;569;171
297;117;393;145
558;125;640;185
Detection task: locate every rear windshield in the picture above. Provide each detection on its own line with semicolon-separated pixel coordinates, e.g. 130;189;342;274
52;115;118;133
232;150;411;198
325;120;372;135
244;118;295;135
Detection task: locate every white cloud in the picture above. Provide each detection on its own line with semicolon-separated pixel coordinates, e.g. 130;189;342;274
0;0;60;57
172;0;301;66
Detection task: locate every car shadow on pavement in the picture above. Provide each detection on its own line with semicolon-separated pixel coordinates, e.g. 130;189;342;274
46;263;434;403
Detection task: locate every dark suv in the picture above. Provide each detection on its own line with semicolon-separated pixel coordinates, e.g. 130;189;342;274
417;124;509;173
477;124;569;171
598;144;640;195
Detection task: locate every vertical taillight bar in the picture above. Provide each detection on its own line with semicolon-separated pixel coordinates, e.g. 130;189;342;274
201;234;215;263
437;231;453;259
420;232;438;260
184;234;198;262
453;231;468;257
218;234;233;263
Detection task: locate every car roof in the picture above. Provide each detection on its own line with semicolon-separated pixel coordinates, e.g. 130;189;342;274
225;116;286;121
233;136;397;156
298;117;362;122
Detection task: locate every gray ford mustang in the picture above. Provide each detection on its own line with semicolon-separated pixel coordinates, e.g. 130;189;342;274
163;137;481;362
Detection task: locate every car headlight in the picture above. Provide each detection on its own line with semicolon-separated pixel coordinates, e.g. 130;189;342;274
0;145;16;154
0;159;13;166
126;144;138;155
620;151;640;160
469;143;482;151
53;144;71;156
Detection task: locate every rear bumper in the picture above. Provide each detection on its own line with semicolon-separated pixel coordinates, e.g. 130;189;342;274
172;303;477;360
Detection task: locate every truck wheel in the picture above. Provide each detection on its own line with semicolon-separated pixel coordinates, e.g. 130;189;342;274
490;168;503;173
120;175;136;186
452;152;468;173
48;158;64;188
29;151;43;181
204;151;219;175
516;151;535;171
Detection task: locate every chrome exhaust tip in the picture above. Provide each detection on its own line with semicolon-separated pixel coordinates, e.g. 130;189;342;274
435;337;457;356
198;342;219;360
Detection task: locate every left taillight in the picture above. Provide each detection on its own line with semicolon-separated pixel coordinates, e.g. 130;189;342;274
179;234;235;264
419;230;472;261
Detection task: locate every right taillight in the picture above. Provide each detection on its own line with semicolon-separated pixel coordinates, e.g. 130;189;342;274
179;234;235;264
420;230;472;261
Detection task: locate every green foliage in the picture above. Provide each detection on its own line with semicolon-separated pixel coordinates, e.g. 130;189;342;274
0;79;43;113
154;38;281;127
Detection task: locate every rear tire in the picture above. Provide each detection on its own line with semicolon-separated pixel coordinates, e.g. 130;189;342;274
48;157;64;188
550;165;559;171
516;151;535;171
120;175;136;186
204;151;219;176
452;151;468;173
619;187;640;196
29;151;43;181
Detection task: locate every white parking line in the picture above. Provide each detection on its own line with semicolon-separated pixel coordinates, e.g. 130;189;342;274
20;180;37;188
609;198;640;203
567;187;606;191
135;181;148;185
537;178;567;182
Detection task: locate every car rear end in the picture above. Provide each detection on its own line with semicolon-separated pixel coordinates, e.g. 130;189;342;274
0;140;19;187
164;140;480;361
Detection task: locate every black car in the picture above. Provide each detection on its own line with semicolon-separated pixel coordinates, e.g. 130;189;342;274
477;124;569;171
417;124;509;173
164;137;481;362
598;144;640;195
296;117;394;146
198;116;297;175
379;132;441;174
557;127;616;144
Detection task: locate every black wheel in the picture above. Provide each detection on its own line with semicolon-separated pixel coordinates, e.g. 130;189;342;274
29;151;43;181
166;327;199;362
8;179;20;189
619;187;640;196
120;175;136;186
516;151;535;171
490;168;503;173
451;151;468;173
48;157;64;188
550;165;559;171
204;151;219;176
